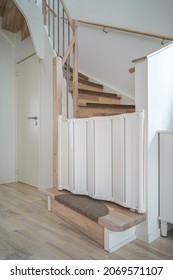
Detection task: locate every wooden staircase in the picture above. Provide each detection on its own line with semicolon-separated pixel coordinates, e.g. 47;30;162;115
66;68;135;118
0;0;30;40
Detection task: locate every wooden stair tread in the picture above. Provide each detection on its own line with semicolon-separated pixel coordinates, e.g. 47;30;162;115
77;109;135;118
50;191;145;232
82;103;135;109
77;79;103;89
78;89;122;106
98;202;146;231
78;99;121;106
77;105;135;118
78;89;121;99
76;72;89;80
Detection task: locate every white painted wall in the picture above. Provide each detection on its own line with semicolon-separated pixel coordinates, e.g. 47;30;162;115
78;27;160;98
15;33;35;62
64;0;173;99
0;31;16;183
135;43;173;242
65;0;173;35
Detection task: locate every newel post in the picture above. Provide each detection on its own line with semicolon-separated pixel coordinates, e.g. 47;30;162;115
73;20;78;118
53;56;62;190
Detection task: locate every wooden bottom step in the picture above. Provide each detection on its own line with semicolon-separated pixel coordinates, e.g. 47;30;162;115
46;190;146;252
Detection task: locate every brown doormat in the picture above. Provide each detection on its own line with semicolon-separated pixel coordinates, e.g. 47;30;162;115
55;193;109;222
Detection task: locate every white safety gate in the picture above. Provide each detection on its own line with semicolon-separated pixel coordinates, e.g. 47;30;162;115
58;111;146;213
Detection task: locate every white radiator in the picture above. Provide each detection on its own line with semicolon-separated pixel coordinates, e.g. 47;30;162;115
58;111;146;213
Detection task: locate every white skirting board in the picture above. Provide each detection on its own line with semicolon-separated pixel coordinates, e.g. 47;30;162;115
136;228;160;243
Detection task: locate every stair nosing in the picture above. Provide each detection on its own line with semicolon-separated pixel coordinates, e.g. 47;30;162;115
78;103;135;109
78;89;121;99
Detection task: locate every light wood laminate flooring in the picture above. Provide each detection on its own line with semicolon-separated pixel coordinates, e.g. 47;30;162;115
0;182;173;260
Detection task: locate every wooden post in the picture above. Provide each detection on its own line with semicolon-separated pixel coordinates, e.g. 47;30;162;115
73;20;78;118
42;0;47;25
53;56;62;190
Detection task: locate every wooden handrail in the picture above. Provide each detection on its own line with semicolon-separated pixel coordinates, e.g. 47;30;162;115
60;0;73;29
129;66;135;73
77;19;173;41
132;56;147;63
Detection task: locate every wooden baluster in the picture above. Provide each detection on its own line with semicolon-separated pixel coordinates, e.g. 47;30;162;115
42;0;47;25
73;20;78;118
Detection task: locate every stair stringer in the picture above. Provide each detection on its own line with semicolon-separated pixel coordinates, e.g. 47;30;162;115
14;0;44;59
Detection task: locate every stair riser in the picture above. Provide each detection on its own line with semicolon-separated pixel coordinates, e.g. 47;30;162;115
52;199;104;246
64;68;89;81
78;100;121;106
78;96;121;106
70;81;103;92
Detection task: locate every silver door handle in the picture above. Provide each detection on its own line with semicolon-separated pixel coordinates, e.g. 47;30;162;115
27;116;38;120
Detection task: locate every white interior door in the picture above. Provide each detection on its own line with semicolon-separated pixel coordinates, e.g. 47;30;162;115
17;54;39;188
